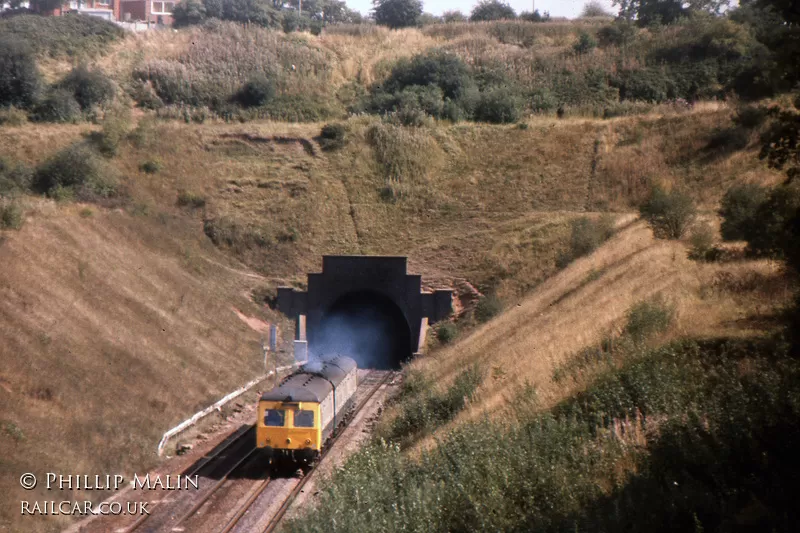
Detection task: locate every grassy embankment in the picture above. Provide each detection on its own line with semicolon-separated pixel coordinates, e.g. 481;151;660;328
1;14;795;533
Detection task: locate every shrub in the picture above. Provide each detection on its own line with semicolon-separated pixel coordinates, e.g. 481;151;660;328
58;66;116;110
474;86;521;124
139;160;162;174
581;1;613;18
0;37;41;109
33;144;119;201
436;322;457;344
235;75;277;108
597;20;637;47
688;222;719;261
177;191;207;208
442;10;467;23
624;296;673;344
0;106;28;126
94;105;132;156
0;200;24;230
0;159;33;195
475;294;502;323
719;183;768;241
744;183;800;258
573;31;597;55
318;123;348;151
734;104;769;129
639;185;697;239
31;89;82;123
557;215;616;267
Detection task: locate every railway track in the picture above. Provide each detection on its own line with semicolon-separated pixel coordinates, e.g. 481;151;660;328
258;370;394;533
107;369;393;533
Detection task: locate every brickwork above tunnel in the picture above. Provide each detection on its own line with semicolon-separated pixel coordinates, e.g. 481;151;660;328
277;256;453;357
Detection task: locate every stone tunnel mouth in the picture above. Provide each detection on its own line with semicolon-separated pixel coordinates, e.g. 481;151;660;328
312;290;413;371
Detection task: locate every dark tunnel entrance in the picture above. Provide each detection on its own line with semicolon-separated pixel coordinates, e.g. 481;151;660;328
312;290;413;370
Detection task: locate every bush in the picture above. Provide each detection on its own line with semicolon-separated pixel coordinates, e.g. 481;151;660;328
318;123;348;151
0;37;41;109
688;222;719;261
235;74;277;108
0;200;24;230
597;20;637;47
94;105;131;156
33;144;119;201
58;66;116;110
0;106;28;126
31;89;82;123
475;294;502;323
474;86;521;124
639;185;697;239
139;160;162;174
744;183;800;258
557;215;616;268
719;183;768;241
436;322;457;344
176;190;207;208
624;296;673;344
573;31;597;54
0;159;33;195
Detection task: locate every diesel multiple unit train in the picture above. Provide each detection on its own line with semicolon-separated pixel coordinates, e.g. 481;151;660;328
256;355;358;463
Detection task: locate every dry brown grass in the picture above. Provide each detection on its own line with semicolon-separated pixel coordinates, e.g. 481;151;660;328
406;219;792;453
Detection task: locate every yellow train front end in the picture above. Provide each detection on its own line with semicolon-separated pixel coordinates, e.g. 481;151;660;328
256;401;322;464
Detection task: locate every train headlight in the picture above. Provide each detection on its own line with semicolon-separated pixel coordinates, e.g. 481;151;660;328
266;438;271;443
286;438;292;444
305;439;311;445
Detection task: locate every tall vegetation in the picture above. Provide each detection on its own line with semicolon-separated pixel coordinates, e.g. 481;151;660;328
372;0;422;28
639;186;697;239
470;0;516;21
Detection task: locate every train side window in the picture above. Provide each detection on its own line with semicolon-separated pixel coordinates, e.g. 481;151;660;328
264;409;285;427
294;410;314;427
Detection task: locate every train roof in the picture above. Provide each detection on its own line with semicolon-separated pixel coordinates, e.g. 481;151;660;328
260;355;357;403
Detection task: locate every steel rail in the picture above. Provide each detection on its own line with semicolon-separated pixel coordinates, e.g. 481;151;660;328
259;370;394;533
122;424;255;533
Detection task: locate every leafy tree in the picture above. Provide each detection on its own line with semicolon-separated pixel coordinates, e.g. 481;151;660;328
743;183;800;258
442;9;467;22
613;0;731;25
372;0;422;29
470;0;516;21
172;0;207;27
29;0;64;12
718;183;768;241
639;186;697;239
519;9;550;22
581;1;613;17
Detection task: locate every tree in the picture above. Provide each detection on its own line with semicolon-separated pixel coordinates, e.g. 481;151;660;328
372;0;422;29
0;37;42;110
581;1;613;17
718;183;768;241
612;0;731;25
519;9;550;21
172;0;207;27
470;0;516;21
639;185;697;239
442;9;467;22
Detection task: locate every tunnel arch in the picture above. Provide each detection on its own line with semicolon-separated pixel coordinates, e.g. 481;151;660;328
312;290;413;370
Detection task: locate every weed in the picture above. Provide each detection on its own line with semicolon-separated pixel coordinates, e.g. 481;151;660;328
79;208;93;218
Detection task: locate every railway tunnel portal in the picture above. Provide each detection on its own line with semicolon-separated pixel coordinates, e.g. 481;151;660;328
277;256;453;369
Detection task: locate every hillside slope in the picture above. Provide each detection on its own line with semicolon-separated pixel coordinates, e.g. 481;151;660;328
0;200;290;533
405;218;790;447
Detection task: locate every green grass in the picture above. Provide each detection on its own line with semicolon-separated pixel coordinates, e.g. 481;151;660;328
286;336;800;533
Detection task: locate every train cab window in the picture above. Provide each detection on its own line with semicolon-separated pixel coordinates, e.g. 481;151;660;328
294;410;314;428
264;409;285;427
